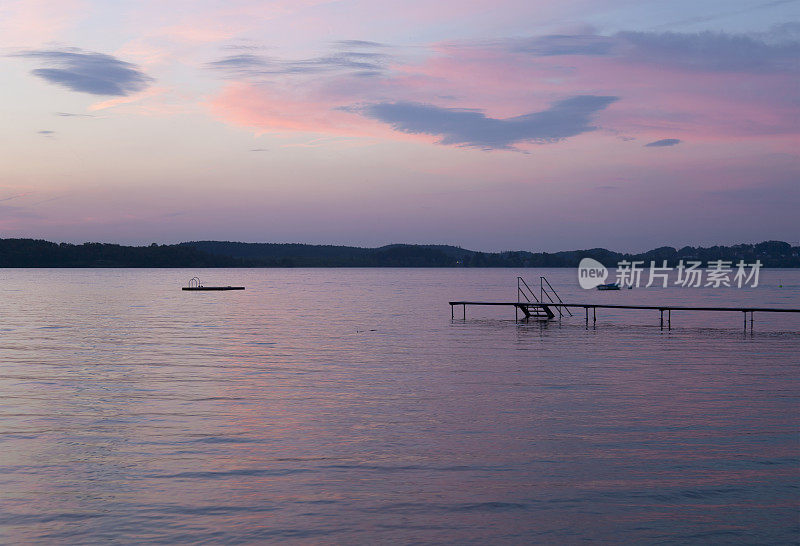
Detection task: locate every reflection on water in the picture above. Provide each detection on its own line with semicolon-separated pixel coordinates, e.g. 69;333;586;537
0;268;798;543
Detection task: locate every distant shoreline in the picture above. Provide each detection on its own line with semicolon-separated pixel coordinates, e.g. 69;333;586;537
1;239;798;268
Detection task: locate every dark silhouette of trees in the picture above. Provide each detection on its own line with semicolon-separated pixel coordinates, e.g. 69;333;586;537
0;238;797;268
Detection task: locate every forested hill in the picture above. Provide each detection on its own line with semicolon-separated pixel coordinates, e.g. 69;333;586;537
0;239;797;267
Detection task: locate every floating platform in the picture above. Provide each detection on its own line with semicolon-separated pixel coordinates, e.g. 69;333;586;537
182;286;244;291
183;277;244;291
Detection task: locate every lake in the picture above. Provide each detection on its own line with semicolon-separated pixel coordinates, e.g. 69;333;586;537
1;268;798;543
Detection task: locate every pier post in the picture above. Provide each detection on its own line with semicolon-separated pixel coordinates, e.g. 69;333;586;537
585;307;589;328
750;311;754;333
451;304;454;320
668;309;671;330
463;304;466;320
593;307;596;328
660;309;663;330
743;311;746;331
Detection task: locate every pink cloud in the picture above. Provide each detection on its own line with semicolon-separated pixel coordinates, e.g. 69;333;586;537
88;86;166;111
0;0;87;46
127;0;333;46
206;82;428;143
566;59;798;138
404;40;798;140
203;29;799;148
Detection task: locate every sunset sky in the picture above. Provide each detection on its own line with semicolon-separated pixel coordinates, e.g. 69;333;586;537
1;0;797;251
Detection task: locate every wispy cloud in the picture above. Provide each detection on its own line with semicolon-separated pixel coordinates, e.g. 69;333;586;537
652;1;798;30
333;40;387;48
645;138;681;147
0;192;34;203
207;47;391;79
616;29;800;73
355;95;618;150
14;48;153;96
512;34;615;56
506;27;800;73
55;111;95;117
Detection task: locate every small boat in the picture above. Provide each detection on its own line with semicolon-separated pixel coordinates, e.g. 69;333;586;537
182;277;244;291
596;282;621;290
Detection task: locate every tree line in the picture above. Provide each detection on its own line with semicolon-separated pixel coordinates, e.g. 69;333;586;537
0;238;797;267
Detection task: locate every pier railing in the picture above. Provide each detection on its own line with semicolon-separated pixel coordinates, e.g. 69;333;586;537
517;276;540;304
540;276;573;317
516;275;571;318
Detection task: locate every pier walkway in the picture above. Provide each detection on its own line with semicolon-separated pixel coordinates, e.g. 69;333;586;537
449;301;800;331
450;276;800;332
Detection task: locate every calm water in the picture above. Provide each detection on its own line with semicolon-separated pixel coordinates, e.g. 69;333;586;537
1;268;798;544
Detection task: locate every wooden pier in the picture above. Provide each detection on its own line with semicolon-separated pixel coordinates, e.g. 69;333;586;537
449;301;800;331
450;276;800;332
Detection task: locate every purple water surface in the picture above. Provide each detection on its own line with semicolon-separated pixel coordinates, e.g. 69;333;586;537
0;268;798;543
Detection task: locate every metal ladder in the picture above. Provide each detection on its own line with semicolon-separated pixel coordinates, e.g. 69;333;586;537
540;276;573;317
516;277;553;320
516;276;572;320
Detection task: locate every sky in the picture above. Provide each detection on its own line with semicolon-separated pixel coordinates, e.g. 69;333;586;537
1;0;798;252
